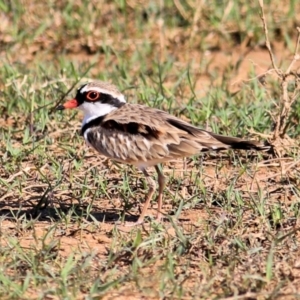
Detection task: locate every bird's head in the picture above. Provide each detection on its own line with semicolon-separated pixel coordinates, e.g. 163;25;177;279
57;81;126;121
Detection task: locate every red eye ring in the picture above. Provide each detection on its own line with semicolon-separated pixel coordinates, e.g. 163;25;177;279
86;91;100;101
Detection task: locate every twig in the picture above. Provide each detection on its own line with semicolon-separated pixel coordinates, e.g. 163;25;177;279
189;0;203;42
247;128;272;139
231;68;276;86
219;292;267;300
259;1;300;147
262;158;300;180
173;0;189;20
258;0;281;77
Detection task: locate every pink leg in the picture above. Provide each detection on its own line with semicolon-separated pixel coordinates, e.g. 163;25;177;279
155;165;166;222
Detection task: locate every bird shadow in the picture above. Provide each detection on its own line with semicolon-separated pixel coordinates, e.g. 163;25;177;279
0;197;189;225
0;198;120;223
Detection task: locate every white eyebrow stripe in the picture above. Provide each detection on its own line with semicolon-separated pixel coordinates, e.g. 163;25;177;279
80;85;126;103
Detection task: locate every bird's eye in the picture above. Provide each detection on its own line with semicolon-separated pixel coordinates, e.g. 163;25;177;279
86;91;100;101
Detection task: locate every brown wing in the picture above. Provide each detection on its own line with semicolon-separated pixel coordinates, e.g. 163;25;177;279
86;104;268;165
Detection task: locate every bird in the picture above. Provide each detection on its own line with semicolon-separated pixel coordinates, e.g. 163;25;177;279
56;80;270;225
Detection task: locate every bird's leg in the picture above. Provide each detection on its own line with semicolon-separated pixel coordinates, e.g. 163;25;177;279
155;165;166;222
135;168;156;225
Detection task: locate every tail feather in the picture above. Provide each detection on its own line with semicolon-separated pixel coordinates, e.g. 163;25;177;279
210;133;271;151
165;117;271;153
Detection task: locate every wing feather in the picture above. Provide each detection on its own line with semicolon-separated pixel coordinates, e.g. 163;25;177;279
85;103;266;164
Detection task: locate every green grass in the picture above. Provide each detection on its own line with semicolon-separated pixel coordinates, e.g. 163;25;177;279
1;0;300;299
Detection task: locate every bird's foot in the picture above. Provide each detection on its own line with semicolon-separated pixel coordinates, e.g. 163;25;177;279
123;221;143;227
116;213;163;227
117;218;144;227
156;212;162;222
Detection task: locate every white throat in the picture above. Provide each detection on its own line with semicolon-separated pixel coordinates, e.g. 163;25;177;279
79;102;117;127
